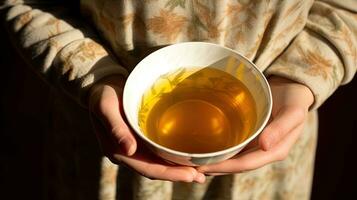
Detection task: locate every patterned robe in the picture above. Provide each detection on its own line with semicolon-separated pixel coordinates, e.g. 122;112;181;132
1;0;356;199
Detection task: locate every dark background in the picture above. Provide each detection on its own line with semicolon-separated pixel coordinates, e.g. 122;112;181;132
0;27;356;199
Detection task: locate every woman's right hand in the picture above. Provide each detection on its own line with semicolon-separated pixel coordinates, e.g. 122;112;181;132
88;75;205;183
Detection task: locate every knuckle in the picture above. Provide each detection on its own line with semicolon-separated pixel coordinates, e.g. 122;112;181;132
111;125;128;136
110;125;122;136
111;124;131;137
112;130;129;145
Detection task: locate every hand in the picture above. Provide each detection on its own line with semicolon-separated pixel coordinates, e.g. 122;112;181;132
197;76;314;175
88;75;205;183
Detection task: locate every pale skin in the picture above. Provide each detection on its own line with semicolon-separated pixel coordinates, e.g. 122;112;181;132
88;75;314;183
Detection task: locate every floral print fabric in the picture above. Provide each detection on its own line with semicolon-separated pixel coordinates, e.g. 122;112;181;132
80;0;357;109
2;0;357;199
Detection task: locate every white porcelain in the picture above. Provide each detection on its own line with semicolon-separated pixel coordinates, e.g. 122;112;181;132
123;42;272;166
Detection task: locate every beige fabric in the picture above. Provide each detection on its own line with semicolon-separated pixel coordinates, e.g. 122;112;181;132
2;0;128;106
1;0;356;199
79;0;357;109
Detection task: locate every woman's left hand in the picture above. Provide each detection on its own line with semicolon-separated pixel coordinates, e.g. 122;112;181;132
197;76;314;176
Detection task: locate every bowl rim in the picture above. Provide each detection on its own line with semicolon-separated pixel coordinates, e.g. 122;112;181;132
123;41;272;158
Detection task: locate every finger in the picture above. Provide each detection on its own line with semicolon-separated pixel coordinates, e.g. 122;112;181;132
96;85;137;156
89;112;117;155
113;151;206;183
204;172;229;176
91;113;206;183
92;118;206;183
198;124;303;174
259;106;305;151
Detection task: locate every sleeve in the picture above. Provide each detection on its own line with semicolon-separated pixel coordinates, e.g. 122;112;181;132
265;0;357;109
0;0;129;106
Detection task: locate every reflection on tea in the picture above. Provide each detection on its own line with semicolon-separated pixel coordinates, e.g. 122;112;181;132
138;67;256;153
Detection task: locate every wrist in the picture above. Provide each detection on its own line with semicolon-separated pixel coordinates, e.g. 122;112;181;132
268;76;314;109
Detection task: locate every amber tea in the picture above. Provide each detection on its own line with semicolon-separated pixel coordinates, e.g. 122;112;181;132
138;67;257;153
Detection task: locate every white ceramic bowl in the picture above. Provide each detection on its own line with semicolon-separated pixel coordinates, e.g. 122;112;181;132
123;42;272;166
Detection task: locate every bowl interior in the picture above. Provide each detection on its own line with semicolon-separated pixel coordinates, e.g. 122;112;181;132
123;42;272;156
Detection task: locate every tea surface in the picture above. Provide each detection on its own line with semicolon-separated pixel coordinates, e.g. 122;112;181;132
138;67;256;153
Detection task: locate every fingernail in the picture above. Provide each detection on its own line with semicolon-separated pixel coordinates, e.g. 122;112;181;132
194;173;206;183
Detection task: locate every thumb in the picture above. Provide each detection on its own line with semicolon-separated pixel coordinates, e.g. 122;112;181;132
259;106;305;151
107;120;137;156
94;85;137;156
